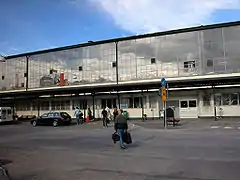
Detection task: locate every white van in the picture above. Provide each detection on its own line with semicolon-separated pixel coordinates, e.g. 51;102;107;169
0;107;15;122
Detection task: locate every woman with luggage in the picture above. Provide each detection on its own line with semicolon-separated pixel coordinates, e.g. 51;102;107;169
114;109;128;149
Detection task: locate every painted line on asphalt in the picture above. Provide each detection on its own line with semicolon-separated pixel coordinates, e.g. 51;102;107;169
224;126;233;129
210;126;219;129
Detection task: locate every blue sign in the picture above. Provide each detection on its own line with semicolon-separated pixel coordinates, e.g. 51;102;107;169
161;78;167;87
120;104;127;109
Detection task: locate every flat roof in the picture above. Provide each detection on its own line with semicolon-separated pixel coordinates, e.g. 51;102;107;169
5;21;240;59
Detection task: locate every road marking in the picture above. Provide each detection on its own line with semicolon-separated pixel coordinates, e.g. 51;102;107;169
224;126;233;129
210;126;219;129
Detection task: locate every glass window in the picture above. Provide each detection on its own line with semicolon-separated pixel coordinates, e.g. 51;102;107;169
41;113;48;118
133;97;141;108
120;98;128;108
54;112;60;117
180;101;188;108
32;102;38;111
7;109;12;115
40;101;49;111
189;100;197;107
203;94;211;106
214;94;222;106
230;93;238;105
128;98;133;108
222;93;230;106
149;96;157;109
48;113;54;118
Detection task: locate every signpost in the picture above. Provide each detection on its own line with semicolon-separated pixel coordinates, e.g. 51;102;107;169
160;78;168;129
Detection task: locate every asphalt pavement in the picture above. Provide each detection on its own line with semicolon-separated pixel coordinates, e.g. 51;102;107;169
0;120;240;180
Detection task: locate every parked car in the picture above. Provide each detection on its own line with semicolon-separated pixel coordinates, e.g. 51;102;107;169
31;112;72;127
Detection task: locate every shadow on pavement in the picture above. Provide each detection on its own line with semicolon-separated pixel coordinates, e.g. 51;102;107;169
0;121;22;126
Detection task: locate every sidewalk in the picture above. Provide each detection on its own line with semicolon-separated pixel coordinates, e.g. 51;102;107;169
129;118;240;130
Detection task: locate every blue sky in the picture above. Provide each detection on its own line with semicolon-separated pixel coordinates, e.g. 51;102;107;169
1;0;240;55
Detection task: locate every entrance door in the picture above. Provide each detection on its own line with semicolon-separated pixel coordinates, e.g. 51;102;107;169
179;99;198;118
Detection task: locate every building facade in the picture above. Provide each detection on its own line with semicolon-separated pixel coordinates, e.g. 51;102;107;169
1;21;240;119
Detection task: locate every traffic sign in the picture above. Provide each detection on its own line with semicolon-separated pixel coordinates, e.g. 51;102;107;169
161;78;167;87
162;86;166;101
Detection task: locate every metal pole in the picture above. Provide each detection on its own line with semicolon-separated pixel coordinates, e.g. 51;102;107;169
164;101;167;129
141;90;144;121
212;84;217;121
26;56;29;91
117;93;120;109
92;93;95;120
37;96;40;117
83;93;86;121
115;41;119;85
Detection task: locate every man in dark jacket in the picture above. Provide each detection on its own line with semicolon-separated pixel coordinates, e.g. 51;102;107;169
113;106;118;123
114;109;128;149
101;108;108;127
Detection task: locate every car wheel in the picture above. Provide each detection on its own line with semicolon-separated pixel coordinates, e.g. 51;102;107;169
32;120;37;127
53;120;58;127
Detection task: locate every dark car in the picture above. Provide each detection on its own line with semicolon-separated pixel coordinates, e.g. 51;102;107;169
31;112;72;127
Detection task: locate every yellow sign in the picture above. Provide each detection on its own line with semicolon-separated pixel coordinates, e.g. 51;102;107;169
162;86;166;101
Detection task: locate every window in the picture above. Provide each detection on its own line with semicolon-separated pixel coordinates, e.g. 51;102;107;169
7;109;12;115
149;96;157;109
184;61;196;70
134;97;142;108
151;58;156;64
52;100;70;110
189;100;197;107
101;99;116;109
203;94;211;106
230;93;238;105
214;94;222;106
128;98;133;108
61;100;70;110
32;102;38;111
41;113;48;118
48;113;54;118
207;59;213;67
180;101;188;108
54;112;60;117
222;93;230;105
41;101;49;111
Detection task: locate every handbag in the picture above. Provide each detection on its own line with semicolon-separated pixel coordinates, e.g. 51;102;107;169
112;132;120;143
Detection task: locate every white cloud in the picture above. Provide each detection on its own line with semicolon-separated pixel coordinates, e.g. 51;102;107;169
90;0;240;33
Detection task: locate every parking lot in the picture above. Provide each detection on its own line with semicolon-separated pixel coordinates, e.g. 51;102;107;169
1;120;240;180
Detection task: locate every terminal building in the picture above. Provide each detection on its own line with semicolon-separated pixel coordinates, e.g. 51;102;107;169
1;21;240;119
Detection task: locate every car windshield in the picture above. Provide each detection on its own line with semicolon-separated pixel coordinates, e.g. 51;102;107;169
60;112;70;118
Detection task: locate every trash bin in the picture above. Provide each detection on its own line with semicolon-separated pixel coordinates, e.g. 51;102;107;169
122;110;129;120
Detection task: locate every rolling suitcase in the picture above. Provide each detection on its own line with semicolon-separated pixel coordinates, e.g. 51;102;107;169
123;131;132;144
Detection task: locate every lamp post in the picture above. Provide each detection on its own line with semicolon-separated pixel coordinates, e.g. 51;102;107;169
0;54;6;106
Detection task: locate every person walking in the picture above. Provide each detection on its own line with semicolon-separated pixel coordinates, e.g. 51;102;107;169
101;108;108;127
114;109;128;149
74;107;82;125
113;106;118;123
